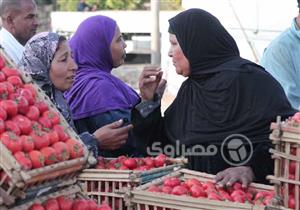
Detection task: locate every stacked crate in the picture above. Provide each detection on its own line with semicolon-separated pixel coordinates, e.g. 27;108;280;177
268;116;300;210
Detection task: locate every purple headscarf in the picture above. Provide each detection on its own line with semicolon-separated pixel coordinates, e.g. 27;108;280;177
64;16;140;120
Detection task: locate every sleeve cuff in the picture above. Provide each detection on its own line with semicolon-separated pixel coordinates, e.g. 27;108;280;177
79;132;99;157
135;93;161;118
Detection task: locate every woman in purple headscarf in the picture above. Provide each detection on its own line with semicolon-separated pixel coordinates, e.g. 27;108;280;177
64;16;141;157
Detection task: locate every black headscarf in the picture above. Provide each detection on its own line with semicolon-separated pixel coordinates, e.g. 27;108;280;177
164;8;295;146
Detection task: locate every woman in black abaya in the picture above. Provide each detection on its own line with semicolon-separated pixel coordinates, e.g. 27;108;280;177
132;8;296;185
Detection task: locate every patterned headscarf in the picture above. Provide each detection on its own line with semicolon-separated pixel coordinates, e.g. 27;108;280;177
18;32;75;128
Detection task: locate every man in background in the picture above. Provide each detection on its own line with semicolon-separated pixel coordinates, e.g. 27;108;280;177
77;0;90;11
0;0;38;64
260;0;300;110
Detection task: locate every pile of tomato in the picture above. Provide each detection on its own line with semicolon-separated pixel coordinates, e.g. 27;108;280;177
147;177;274;205
96;154;169;170
29;195;111;210
0;55;84;172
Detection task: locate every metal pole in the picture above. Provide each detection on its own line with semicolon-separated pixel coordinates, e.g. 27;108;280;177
151;0;160;65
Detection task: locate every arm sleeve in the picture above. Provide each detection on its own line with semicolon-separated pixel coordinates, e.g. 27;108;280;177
79;132;99;158
247;142;274;184
260;43;300;109
131;97;169;153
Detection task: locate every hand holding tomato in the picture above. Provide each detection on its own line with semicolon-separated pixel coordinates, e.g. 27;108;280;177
215;166;254;188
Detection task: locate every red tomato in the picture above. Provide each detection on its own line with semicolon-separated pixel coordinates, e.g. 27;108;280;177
0;106;7;120
40;147;57;165
164;177;181;188
35;101;49;114
232;182;243;190
47;129;59;145
2;67;20;77
288;196;295;209
123;158;137;170
10;95;30;115
219;189;233;201
29;150;45;168
0;56;5;70
1;131;22;153
53;124;69;141
0;82;8;100
17;88;35;105
26;105;40;121
7;75;23;88
39;116;52;129
207;192;223;201
66;138;84;159
148;185;161;192
143;157;155;168
5;120;21;135
0;99;18;117
202;181;216;191
185;178;202;188
31;121;42;132
161;186;173;194
23;83;37;99
3;81;14;94
190;185;207;198
31;130;50;149
20;135;35;152
171;185;189;196
14;151;32;170
43;198;60;210
72;200;90;210
43;110;60;125
52;142;70;161
289;161;296;175
56;196;73;210
0;71;6;82
29;204;45;210
154;154;167;167
292;112;300;123
88;200;98;210
13;115;32;135
98;202;112;210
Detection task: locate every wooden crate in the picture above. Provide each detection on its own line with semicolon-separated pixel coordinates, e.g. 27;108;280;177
131;168;274;210
267;116;300;210
0;47;95;206
1;184;84;210
78;158;184;210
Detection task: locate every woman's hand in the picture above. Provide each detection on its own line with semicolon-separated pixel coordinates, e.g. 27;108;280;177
139;66;163;101
215;166;255;188
93;119;133;150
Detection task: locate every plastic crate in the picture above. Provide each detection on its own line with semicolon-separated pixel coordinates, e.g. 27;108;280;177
131;169;274;210
78;158;185;210
267;116;300;210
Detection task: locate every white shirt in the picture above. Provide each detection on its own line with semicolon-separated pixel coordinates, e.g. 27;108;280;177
0;27;24;65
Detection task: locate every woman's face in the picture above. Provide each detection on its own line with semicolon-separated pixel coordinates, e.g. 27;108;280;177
168;34;190;77
50;41;78;91
110;25;127;68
